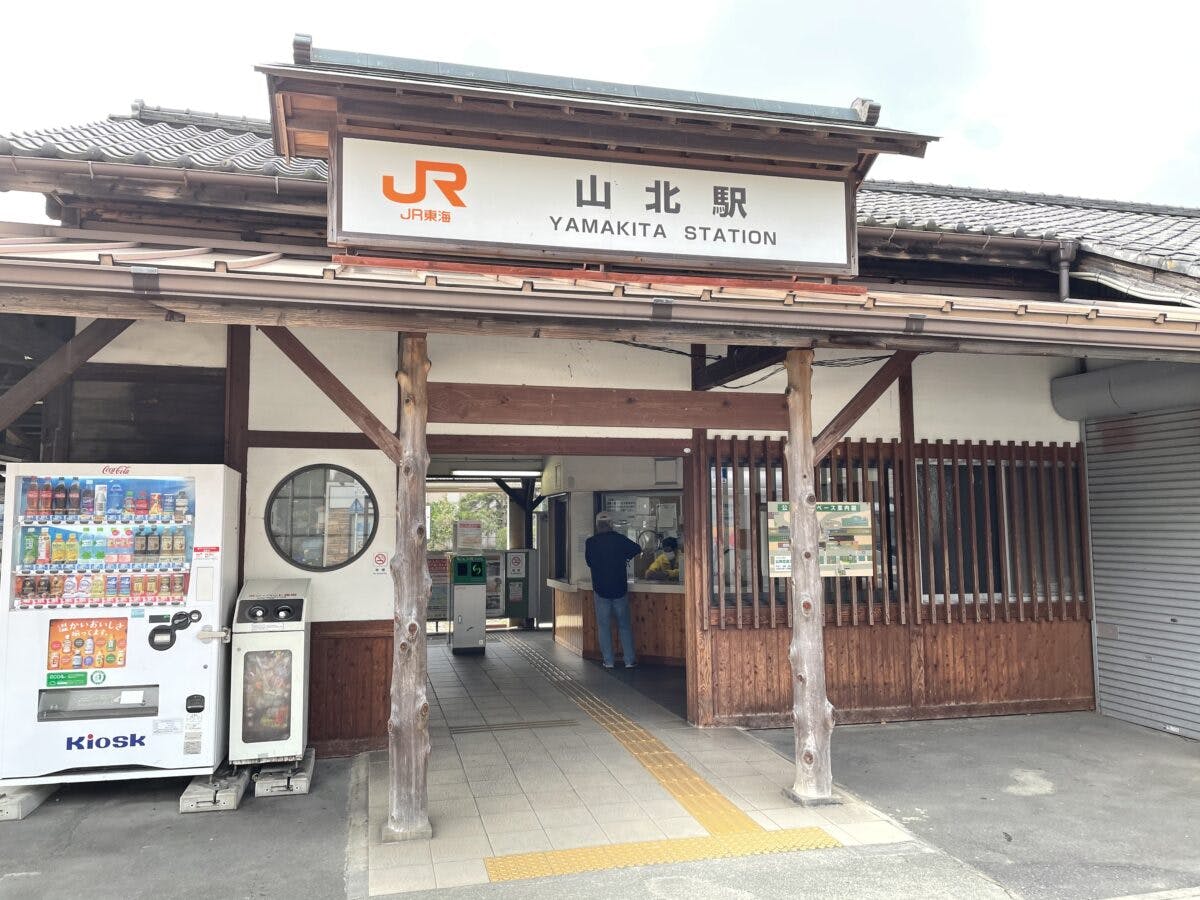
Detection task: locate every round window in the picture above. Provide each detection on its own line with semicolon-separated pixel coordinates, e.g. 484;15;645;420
266;465;379;572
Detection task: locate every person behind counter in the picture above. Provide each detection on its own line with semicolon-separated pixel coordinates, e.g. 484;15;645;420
644;536;681;582
584;511;640;669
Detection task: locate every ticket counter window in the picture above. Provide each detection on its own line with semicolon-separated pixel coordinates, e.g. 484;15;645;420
266;465;378;571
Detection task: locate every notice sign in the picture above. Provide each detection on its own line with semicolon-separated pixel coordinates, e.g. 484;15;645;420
336;138;852;273
764;501;874;577
765;502;793;576
454;520;483;551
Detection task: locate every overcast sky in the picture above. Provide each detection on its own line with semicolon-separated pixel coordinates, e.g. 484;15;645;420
2;0;1198;224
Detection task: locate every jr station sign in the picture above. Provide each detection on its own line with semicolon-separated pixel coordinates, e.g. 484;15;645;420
332;137;855;274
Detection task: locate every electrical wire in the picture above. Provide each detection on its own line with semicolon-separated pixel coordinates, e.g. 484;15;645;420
615;340;720;360
613;340;894;388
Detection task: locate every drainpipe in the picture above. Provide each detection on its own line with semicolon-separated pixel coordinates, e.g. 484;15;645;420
1057;240;1078;301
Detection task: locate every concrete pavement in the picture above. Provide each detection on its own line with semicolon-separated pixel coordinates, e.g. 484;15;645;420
0;758;351;900
755;712;1200;900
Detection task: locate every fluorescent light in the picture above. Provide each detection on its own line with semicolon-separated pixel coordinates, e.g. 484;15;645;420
450;469;542;477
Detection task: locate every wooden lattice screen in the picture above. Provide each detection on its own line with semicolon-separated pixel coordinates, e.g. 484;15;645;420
704;437;1094;630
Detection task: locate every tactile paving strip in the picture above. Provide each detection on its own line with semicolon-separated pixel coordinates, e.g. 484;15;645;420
484;827;839;881
499;633;762;835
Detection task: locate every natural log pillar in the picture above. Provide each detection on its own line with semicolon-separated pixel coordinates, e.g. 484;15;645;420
784;348;835;805
385;333;433;841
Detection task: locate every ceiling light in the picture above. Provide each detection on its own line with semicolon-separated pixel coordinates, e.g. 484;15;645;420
450;469;542;477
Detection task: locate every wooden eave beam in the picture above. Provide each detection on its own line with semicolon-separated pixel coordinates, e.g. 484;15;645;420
335;97;860;166
0;317;134;432
693;345;788;390
812;350;920;460
267;70;933;154
256;325;405;466
429;382;788;431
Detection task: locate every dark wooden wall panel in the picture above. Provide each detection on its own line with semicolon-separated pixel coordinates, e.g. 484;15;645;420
553;589;584;656
709;618;1095;727
556;589;686;667
308;620;392;757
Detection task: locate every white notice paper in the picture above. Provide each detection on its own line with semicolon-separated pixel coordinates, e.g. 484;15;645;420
656;504;678;530
119;690;145;705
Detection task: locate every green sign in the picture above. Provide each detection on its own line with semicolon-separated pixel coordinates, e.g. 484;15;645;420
766;501;793;576
47;672;87;688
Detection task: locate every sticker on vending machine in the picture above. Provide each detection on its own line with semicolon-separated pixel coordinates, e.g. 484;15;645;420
193;547;219;561
153;718;184;735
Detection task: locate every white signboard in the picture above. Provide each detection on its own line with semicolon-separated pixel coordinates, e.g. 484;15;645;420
336;138;853;272
454;520;483;551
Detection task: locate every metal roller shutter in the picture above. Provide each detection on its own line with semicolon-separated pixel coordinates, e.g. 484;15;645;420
1085;407;1200;739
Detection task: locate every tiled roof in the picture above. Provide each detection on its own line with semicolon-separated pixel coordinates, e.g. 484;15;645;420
859;181;1200;276
0;103;326;180
3;106;1199;277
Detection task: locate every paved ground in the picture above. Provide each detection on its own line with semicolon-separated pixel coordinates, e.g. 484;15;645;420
359;632;912;896
755;712;1200;900
9;638;1196;900
0;758;351;900
392;841;1012;899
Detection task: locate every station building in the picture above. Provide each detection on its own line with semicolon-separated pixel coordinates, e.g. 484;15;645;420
1;37;1198;761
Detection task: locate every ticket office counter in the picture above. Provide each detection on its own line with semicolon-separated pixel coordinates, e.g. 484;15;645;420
550;578;685;667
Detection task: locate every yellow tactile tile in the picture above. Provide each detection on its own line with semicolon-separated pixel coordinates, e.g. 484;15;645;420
498;635;767;836
483;827;839;881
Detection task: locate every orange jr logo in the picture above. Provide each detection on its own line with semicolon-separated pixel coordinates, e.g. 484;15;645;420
382;161;468;208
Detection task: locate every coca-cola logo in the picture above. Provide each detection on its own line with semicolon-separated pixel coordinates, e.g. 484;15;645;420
101;465;131;475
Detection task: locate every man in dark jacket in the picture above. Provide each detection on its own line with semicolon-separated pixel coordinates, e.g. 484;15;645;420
584;511;641;668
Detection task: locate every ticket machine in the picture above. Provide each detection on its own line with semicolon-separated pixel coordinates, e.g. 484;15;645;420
449;555;486;654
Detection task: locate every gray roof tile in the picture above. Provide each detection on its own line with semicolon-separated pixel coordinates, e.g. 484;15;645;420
3;107;1198;277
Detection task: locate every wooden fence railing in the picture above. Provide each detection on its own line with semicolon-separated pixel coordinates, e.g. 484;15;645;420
705;436;1093;629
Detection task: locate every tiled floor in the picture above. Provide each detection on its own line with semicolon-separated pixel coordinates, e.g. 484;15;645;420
361;631;911;896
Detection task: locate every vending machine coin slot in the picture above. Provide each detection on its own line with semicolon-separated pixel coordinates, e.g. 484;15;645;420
149;625;176;651
185;694;205;713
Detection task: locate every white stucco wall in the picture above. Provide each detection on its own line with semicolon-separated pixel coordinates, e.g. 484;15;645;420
428;337;1078;443
243;447;396;622
237;334;1078;621
77;319;228;367
249;327;398;432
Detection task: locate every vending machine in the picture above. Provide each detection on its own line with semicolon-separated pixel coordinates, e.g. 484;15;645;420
0;463;240;786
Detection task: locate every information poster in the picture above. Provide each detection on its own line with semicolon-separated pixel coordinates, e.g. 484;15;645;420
428;556;449;620
765;502;793;576
764;501;874;578
453;520;483;551
47;617;128;672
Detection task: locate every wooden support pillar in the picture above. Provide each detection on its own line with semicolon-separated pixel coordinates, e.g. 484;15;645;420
0;318;134;434
224;325;251;585
385;332;433;842
783;348;835;804
684;428;715;726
